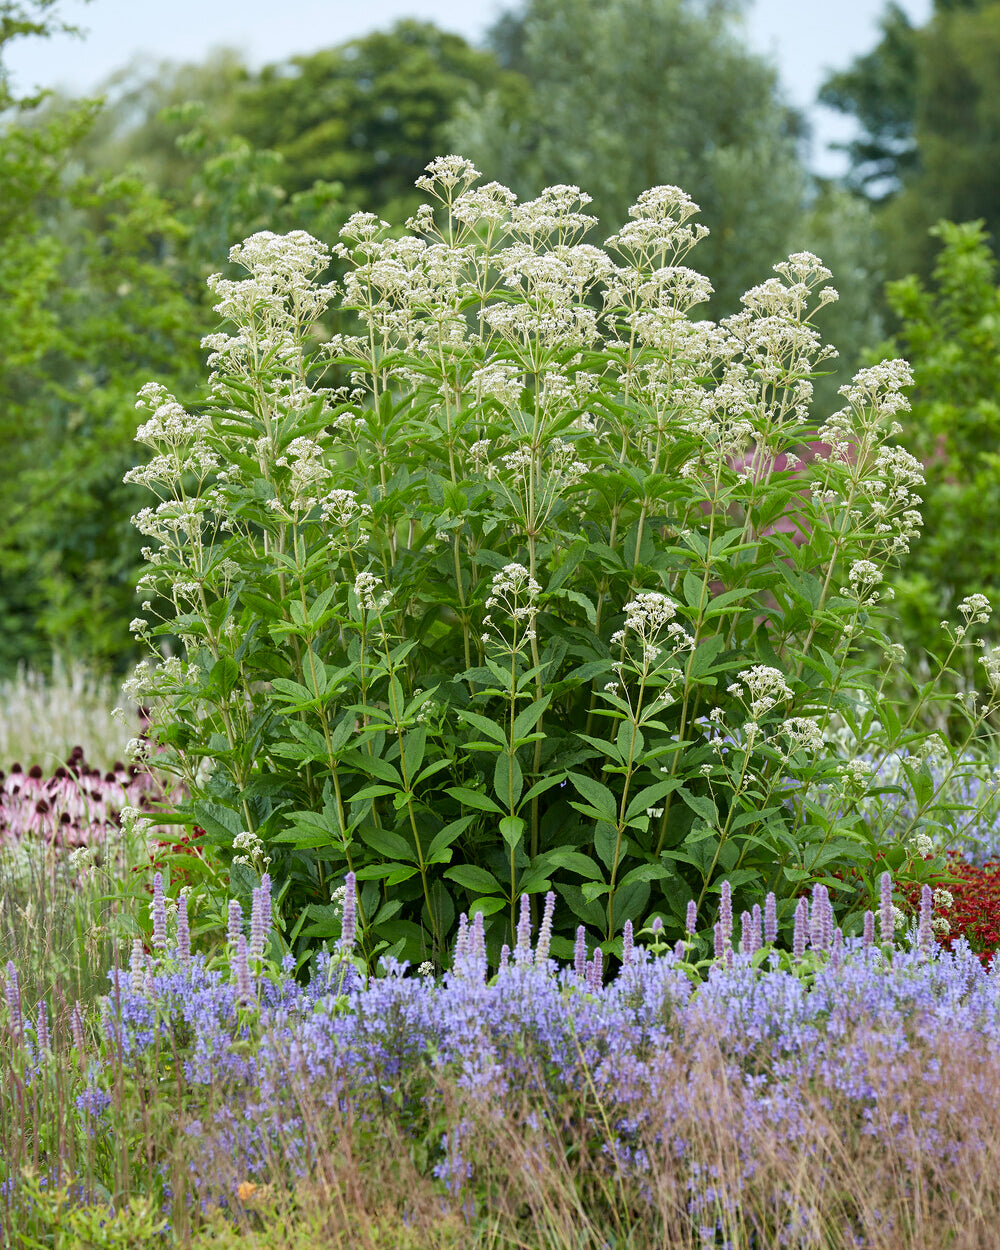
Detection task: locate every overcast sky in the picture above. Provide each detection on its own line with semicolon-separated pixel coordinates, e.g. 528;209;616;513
5;0;933;177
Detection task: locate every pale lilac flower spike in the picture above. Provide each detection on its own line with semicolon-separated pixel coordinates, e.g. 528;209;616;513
764;892;778;945
792;896;808;961
573;925;587;978
863;909;875;947
70;1001;85;1054
227;899;243;948
918;884;934;954
234;935;253;1003
879;871;894;946
719;879;733;947
36;1001;49;1055
151;871;167;951
339;871;357;952
685;899;697;935
621;918;634;968
177;894;191;970
535;892;556;965
5;962;22;1041
515;893;532;962
130;938;146;993
586;946;602;992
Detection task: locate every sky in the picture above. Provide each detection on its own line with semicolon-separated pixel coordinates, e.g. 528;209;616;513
5;0;934;178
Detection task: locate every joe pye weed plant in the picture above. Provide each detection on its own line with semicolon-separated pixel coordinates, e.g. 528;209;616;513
122;154;1000;970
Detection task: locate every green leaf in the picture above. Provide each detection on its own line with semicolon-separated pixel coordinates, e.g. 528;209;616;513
446;785;504;814
445;864;502;894
624;779;682;822
568;773;618;823
425;816;475;863
191;801;244;844
402;727;427;783
678;787;719;827
513;694;551;742
493;751;524;812
360;828;415;862
539;848;605;881
616;721;644;761
594;822;623;870
500;815;525;849
456;708;508;746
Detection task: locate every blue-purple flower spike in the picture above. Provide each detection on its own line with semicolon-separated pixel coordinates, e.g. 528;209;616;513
515;893;532;962
586;947;602;993
5;962;22;1041
879;871;894;946
35;1001;49;1055
621;919;634;968
918;884;934;954
130;938;146;993
151;871;167;951
573;926;587;979
793;896;808;961
713;921;724;960
719;879;733;947
764;892;777;945
685;899;697;936
227;899;243;948
339;872;357;952
751;903;762;953
535;892;556;965
177;894;191;970
863;909;875;947
234;934;253;1003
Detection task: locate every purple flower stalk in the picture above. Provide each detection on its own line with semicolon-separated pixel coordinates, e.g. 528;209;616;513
810;884;831;954
227;899;243;948
740;911;752;955
586;947;602;993
621;918;634;968
764;892;778;945
863;910;875;947
454;912;469;964
535;891;555;965
831;926;844;970
793;896;808;961
151;872;167;951
234;935;253;1003
751;903;762;953
719;879;733;948
339;872;357;952
499;943;510;971
176;894;191;970
130;938;146;993
673;939;686;960
470;909;487;980
70;1001;86;1055
685;899;697;936
573;926;587;979
713;922;724;960
250;873;271;963
918;884;934;954
35;1001;49;1056
880;872;894;946
4;962;22;1041
515;893;532;962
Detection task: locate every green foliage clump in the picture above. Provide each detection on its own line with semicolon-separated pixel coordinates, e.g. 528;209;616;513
123;157;996;969
878;219;1000;663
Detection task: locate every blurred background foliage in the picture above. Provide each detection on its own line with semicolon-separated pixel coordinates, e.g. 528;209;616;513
1;0;999;680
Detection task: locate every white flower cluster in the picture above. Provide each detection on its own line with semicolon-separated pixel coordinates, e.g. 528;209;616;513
354;571;391;613
780;716;825;754
233;829;271;869
610;591;692;670
727;665;793;723
482;563;542;646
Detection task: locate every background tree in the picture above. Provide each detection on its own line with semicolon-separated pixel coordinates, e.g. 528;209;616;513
820;0;1000;279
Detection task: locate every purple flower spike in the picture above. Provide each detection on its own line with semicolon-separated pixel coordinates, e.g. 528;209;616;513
234;935;253;1003
879;871;894;946
340;872;357;952
719;880;733;947
751;903;762;953
515;894;532;962
227;899;243;949
251;874;271;963
36;1001;49;1055
673;938;686;960
586;947;603;993
574;926;587;979
651;916;664;937
536;892;556;965
685;899;697;936
470;910;487;979
130;938;146;993
831;927;844;970
918;884;934;954
793;897;808;962
621;919;634;968
70;1001;85;1054
764;892;778;945
151;872;167;951
713;921;724;960
499;943;510;971
176;894;191;970
863;909;875;947
740;911;752;954
810;884;830;953
454;912;469;965
5;962;23;1041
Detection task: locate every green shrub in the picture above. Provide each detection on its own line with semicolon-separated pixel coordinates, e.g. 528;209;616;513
125;157;996;968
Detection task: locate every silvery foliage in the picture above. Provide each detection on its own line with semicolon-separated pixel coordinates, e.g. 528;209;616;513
124;155;1000;967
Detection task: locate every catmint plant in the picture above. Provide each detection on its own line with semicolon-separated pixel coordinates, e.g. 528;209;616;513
126;155;1000;967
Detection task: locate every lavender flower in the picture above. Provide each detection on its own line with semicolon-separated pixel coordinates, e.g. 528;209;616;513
764;892;777;945
35;1001;49;1056
918;884;934;954
515;893;532;962
586;946;602;993
719;879;733;948
250;874;271;963
686;899;698;936
177;894;191;970
621;918;634;968
574;926;587;978
339;871;357;952
234;935;253;1004
70;1001;86;1055
536;892;556;966
130;938;146;993
880;871;894;945
227;899;243;948
4;962;22;1041
863;909;875;947
792;897;808;962
151;871;167;951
